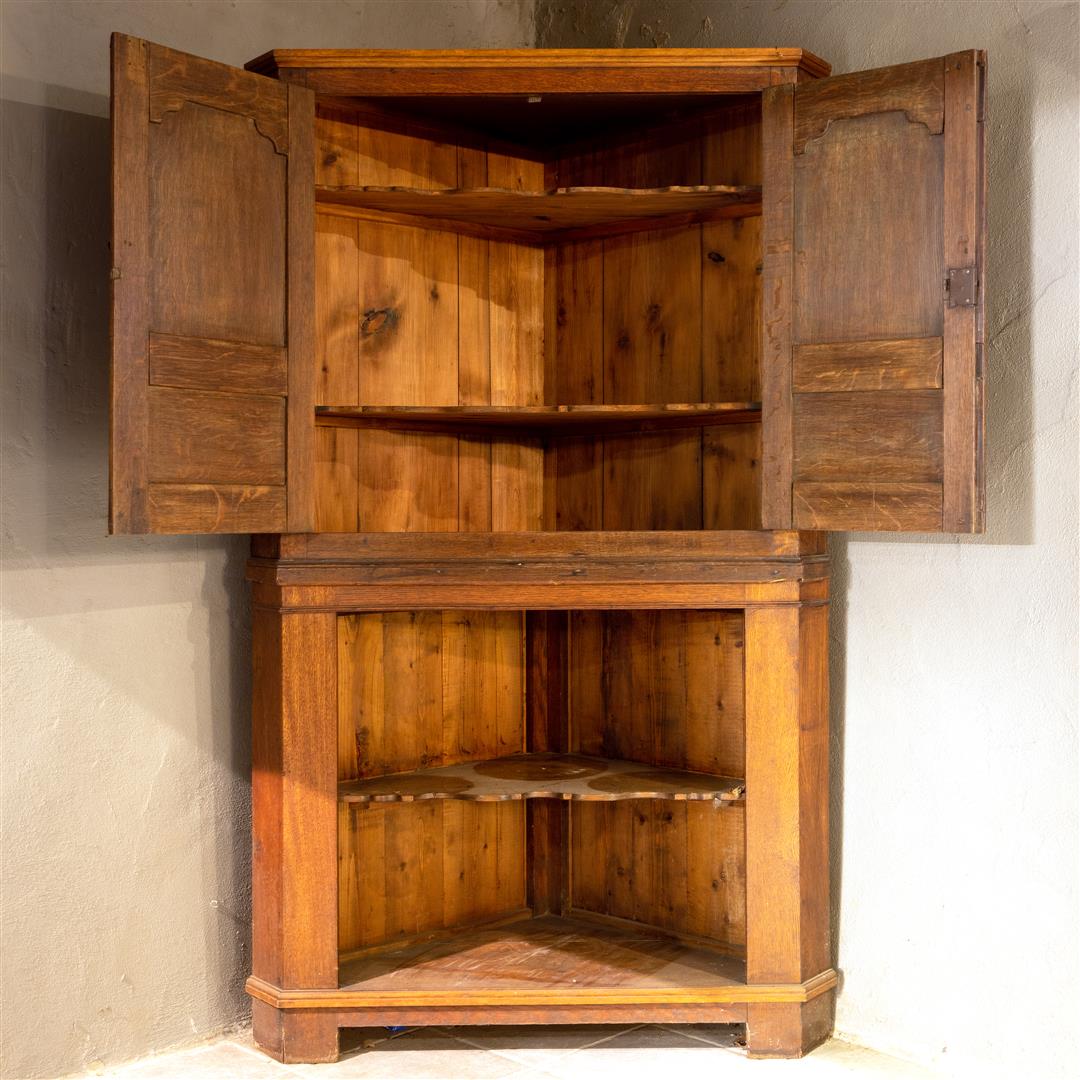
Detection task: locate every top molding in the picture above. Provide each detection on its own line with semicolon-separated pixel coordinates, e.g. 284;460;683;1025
245;48;832;95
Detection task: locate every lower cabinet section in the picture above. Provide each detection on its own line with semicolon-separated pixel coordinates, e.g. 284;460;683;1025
246;533;834;1063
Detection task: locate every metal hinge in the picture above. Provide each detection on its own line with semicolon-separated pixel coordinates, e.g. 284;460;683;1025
946;266;977;308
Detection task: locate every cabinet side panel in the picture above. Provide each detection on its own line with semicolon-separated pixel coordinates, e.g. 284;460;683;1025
457;147;495;530
568;610;746;950
313;112;545;531
252;612;338;989
760;84;795;528
252;609;284;986
546;234;604;530
337;612;527;951
601;225;704;530
313;105;360;531
549;101;763;531
701;101;763;528
744;602;829;986
351;113;460;531
571;802;745;951
488;152;546;531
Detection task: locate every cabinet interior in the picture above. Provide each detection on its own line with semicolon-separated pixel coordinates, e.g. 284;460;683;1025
312;95;763;533
336;608;747;991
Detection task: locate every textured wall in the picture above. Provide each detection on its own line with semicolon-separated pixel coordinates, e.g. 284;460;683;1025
536;3;1080;1078
0;3;533;1078
4;3;1076;1078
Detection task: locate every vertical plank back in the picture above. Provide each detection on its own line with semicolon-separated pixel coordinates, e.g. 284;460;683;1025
312;113;545;533
337;611;527;951
568;610;747;951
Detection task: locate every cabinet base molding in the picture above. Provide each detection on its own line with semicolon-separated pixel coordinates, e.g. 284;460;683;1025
248;978;836;1062
246;969;837;1009
746;995;836;1058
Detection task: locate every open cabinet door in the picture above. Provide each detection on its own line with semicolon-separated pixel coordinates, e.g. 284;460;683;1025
110;34;314;534
761;52;985;532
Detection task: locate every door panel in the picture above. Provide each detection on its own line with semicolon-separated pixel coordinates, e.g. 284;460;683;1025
762;52;985;532
793;111;944;344
148;387;286;485
110;34;314;534
149;104;287;345
793;389;943;483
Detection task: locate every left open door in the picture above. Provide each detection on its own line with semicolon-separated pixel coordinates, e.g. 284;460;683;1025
110;34;314;534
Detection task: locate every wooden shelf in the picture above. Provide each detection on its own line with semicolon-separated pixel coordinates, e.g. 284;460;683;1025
314;184;762;243
338;914;746;997
316;402;761;436
338;753;745;805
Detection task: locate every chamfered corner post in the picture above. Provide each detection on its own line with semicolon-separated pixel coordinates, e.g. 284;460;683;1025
743;587;833;1057
251;605;340;1063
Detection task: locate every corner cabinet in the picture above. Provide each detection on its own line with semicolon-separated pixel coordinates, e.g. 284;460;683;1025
109;39;986;1063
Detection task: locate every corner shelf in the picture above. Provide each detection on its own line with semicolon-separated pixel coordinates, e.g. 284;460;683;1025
336;914;747;998
316;402;761;436
314;184;763;243
338;752;746;805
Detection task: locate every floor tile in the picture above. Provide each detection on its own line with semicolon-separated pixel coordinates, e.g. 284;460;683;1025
71;1027;945;1080
283;1030;533;1080
663;1022;744;1048
792;1040;941;1077
447;1024;638;1066
536;1027;742;1080
98;1040;294;1079
338;1028;421;1055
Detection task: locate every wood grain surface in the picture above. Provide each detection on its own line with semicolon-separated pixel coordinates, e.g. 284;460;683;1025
338;753;745;805
110;33;313;534
316;402;760;434
315;184;761;243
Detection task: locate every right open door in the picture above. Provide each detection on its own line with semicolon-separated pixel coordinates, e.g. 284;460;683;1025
761;52;985;532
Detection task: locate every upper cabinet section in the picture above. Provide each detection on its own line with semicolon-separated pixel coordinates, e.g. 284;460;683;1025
110;34;314;534
110;42;986;536
761;52;986;532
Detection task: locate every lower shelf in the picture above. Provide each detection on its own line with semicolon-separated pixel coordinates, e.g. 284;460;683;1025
339;915;743;997
246;913;838;1015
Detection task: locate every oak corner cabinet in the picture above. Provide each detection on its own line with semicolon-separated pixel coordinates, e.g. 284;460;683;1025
108;38;986;1063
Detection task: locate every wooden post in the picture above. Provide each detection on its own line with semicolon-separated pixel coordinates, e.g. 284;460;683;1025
525;612;570;915
743;599;833;1056
251;609;340;1062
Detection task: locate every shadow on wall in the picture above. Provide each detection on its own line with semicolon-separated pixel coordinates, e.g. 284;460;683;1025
1;85;254;1047
840;15;1040;549
539;0;1051;549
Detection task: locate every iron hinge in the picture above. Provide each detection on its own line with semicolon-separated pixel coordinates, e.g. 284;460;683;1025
946;266;978;308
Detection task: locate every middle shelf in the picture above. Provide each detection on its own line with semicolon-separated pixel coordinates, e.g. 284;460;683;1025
316;402;762;436
338;752;746;806
315;183;763;244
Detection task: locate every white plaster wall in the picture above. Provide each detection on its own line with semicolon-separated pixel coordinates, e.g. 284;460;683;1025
536;2;1080;1078
4;2;1076;1078
0;4;533;1078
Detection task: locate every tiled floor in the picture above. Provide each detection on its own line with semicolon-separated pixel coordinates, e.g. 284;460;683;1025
76;1025;942;1079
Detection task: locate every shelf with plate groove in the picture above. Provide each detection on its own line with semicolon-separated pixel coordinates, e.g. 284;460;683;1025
338;753;746;805
314;183;762;243
315;402;761;436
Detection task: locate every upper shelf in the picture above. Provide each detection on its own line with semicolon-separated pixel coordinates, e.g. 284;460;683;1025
316;402;762;436
314;184;763;244
339;753;745;805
